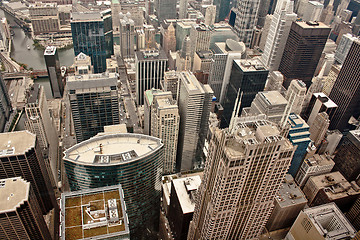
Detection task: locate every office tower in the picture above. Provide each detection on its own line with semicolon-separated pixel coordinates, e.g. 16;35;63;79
304;93;337;125
264;71;284;92
232;0;261;47
163;23;176;54
285;79;306;115
204;5;216;26
155;0;176;22
328;39;360;131
73;52;93;75
221;59;268;128
117;2;145;28
193;50;213;73
320;4;334;25
302;1;323;22
67;72;120;143
188;117;296;239
332;130;360;182
60;185;130;240
279;22;331;88
0;177;52;240
287;113;311;177
63;133;163;239
213;0;232;22
323;65;340;96
259;15;273;51
177;71;213;171
0;75;12;132
29;3;60;35
162;71;180;101
0;131;57;214
175;20;196;50
295;153;335;187
44;46;64;98
317;129;342;155
135;50;168;105
208;40;245;100
309;112;330;146
189;24;211;67
346;197;360;231
179;0;188;19
167;175;201;240
136;29;146;50
261;0;297;71
257;0;272;28
176;36;192;71
242;91;288;123
25;84;59;183
144;89;179;174
285;203;357;240
71;10;113;73
119;14;135;59
266;174;307;232
335;34;357;64
303;172;360;210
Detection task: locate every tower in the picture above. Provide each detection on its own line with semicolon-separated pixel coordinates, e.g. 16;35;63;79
279;21;331;88
189;24;211;68
155;0;177;22
119;13;135;59
188;117;296;239
309;112;330;147
177;71;213;171
285;79;307;115
179;0;188;19
204;5;217;26
44;46;63;98
71;10;113;73
163;23;176;54
261;0;297;71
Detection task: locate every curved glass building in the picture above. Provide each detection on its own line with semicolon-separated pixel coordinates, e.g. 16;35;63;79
63;133;164;239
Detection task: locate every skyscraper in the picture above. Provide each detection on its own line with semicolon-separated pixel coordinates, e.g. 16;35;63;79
155;0;177;22
302;1;323;21
334;33;357;64
188;117;296;239
67;72;120;143
204;5;217;26
261;0;297;71
0;131;57;214
25;84;59;183
119;13;135;59
177;71;213;171
221;58;268;128
328;38;360;132
71;10;113;73
135;49;168;105
279;21;331;88
232;0;261;47
0;177;52;240
189;24;211;68
179;0;188;19
44;46;63;98
309;112;330;147
285;79;307;115
213;0;232;22
163;23;176;54
0;74;12;132
63;133;164;239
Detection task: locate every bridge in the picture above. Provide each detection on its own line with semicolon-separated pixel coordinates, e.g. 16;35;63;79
31;70;48;78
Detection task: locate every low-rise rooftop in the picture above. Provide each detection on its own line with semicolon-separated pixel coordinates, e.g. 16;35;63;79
276;175;307;208
172;175;201;214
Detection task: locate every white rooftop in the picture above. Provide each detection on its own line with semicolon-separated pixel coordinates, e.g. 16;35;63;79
0;177;30;213
172;175;201;214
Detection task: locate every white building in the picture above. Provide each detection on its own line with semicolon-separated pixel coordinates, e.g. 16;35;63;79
285;79;307;115
302;1;323;22
204;5;216;26
335;33;358;64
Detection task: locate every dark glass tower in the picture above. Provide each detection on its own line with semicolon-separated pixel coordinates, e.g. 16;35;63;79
279;21;331;88
213;0;232;22
221;59;268;128
329;39;360;132
71;9;113;73
44;46;64;98
155;0;177;22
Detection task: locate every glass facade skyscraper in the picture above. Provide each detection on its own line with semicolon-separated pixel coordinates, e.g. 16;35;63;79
71;9;113;73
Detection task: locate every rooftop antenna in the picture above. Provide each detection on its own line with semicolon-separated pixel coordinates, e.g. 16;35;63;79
229;90;243;134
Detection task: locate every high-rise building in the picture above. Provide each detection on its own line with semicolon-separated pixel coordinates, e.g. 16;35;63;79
279;21;331;88
332;130;360;182
188;117;296;239
204;5;216;26
25;84;59;183
67;72;120;143
259;14;273;51
60;185;130;240
175;20;196;50
177;71;213;171
335;34;357;64
346;196;360;231
63;133;164;239
302;1;323;21
167;175;201;240
323;65;340;96
179;0;188;19
0;131;57;214
328;39;360;132
44;46;64;98
261;0;297;71
135;49;168;105
208;40;245;100
320;4;334;25
163;23;176;54
73;52;93;75
119;14;135;59
213;0;232;22
285;79;307;115
266;174;308;232
287;113;311;177
303;92;337;127
71;10;113;73
285;203;357;240
309;112;330;146
232;0;261;47
189;24;211;68
264;71;284;92
221;58;268;128
155;0;176;22
29;3;60;35
0;177;52;240
144;89;179;174
162;71;180;102
295;153;335;187
0;74;12;132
